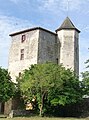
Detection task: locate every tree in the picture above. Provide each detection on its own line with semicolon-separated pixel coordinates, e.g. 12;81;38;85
85;48;89;68
18;62;83;116
81;49;89;95
81;71;89;95
0;67;15;102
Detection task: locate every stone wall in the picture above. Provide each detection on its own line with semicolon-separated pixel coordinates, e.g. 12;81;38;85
4;98;12;115
57;30;79;75
38;29;57;63
8;30;39;82
9;27;79;81
10;110;35;117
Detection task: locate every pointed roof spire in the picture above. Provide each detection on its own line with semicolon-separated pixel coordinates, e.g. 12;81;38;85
56;17;80;33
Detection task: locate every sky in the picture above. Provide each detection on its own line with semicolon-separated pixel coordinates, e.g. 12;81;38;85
0;0;89;75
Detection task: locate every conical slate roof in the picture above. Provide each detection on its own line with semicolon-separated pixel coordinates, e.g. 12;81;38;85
56;17;80;33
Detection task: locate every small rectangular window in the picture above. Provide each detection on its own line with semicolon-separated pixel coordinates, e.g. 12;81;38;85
19;72;21;78
21;49;24;54
20;49;24;60
21;35;26;43
56;58;58;64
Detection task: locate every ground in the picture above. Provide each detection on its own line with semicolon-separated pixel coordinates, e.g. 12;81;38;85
0;117;88;120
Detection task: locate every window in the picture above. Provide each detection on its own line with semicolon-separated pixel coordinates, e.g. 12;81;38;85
21;35;26;43
20;49;24;60
56;58;58;64
19;72;21;78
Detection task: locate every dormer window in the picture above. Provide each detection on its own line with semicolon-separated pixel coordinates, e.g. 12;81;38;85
21;35;26;43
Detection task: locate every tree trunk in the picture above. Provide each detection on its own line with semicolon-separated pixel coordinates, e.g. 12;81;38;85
0;103;1;114
39;104;43;117
39;92;45;116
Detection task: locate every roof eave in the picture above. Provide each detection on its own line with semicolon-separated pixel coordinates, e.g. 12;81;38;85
55;28;80;33
9;27;56;36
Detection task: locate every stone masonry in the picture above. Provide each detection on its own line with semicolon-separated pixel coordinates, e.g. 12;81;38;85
8;17;80;82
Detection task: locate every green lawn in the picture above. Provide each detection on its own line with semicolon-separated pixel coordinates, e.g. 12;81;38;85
0;116;88;120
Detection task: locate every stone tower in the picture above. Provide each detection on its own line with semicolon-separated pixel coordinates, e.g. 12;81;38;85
8;17;80;82
56;17;80;75
8;27;57;82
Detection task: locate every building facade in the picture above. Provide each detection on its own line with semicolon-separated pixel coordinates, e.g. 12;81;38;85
8;17;80;82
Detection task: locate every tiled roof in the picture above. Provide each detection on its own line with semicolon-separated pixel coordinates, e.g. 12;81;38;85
56;17;80;33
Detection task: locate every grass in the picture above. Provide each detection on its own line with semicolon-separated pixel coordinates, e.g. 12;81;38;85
0;116;88;120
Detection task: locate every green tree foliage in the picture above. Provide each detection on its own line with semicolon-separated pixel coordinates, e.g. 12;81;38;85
81;49;89;95
0;67;15;102
85;48;89;68
18;62;83;116
82;71;89;95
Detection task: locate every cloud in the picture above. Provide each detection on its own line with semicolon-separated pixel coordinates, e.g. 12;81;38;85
8;0;89;16
82;26;89;32
0;15;33;68
60;0;86;11
8;0;38;15
9;0;19;4
9;0;29;4
9;0;32;8
38;0;87;13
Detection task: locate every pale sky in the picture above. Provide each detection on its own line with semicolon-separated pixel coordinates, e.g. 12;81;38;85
0;0;89;74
